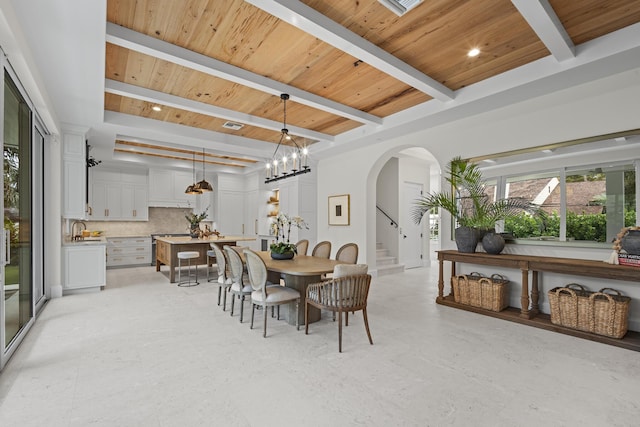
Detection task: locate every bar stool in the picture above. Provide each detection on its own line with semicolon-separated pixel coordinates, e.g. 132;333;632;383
206;249;217;282
177;251;200;287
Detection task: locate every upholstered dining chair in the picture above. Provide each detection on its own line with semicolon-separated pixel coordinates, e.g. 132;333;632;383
244;249;301;337
305;263;373;352
211;243;232;310
224;245;252;323
335;243;358;264
295;239;309;256
311;241;332;258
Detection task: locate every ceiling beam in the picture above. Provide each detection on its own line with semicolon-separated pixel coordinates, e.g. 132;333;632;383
104;111;280;159
105;22;382;126
245;0;455;102
104;79;334;143
511;0;575;62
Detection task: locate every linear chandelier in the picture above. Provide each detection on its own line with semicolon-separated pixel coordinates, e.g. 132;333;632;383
265;94;310;184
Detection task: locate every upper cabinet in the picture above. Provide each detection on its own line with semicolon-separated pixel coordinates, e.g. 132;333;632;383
62;129;87;219
88;168;148;221
148;169;196;208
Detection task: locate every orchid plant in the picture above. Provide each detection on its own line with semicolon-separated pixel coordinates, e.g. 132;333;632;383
270;213;309;254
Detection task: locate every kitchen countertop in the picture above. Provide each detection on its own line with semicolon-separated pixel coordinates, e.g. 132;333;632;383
62;236;107;246
106;235;153;239
154;235;254;244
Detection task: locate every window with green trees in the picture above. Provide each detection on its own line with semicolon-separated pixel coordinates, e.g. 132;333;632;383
500;163;636;243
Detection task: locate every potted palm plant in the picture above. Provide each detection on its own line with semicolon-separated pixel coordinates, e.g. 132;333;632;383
412;156;540;253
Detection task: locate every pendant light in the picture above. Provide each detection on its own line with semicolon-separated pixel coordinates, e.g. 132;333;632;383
264;94;311;184
193;148;213;192
185;153;202;195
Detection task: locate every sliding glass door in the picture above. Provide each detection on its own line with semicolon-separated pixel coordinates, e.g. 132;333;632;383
1;68;35;366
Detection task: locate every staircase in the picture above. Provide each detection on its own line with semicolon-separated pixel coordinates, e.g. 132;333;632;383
376;242;405;276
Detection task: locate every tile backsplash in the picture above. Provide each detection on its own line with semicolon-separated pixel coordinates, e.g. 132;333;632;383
81;207;215;237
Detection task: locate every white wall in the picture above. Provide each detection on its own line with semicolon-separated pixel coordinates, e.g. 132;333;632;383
317;67;640;327
376;158;399;259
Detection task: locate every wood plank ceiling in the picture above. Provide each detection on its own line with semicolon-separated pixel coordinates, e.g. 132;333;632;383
104;0;640;172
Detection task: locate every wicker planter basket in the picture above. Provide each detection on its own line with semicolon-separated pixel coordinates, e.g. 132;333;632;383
548;284;630;339
452;272;509;312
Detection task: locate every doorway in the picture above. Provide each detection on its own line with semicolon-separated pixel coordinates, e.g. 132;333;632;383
1;64;43;369
402;181;423;268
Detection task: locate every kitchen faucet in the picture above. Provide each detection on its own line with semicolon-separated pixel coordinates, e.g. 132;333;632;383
71;221;87;240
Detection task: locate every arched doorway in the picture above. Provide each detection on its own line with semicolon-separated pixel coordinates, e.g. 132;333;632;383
368;146;440;275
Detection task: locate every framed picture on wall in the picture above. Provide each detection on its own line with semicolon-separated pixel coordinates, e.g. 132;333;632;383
328;194;350;226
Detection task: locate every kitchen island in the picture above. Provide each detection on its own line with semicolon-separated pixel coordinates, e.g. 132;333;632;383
155;236;255;283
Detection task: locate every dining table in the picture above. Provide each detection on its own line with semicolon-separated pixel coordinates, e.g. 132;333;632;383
246;251;344;326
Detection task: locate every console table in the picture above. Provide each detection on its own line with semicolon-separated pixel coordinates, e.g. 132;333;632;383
437;250;640;351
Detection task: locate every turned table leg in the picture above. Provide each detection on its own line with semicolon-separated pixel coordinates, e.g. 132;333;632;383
449;261;456;297
437;254;444;302
530;271;539;316
520;269;531;319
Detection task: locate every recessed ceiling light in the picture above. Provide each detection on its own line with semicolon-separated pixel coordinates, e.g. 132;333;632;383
468;48;480;57
152;106;162;112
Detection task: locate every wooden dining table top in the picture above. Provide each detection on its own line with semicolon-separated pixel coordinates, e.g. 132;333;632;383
241;250;343;276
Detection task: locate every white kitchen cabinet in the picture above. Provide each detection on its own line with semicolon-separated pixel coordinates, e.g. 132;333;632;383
243;189;259;250
218;190;245;235
174;171;194;202
148;169;196;207
89;181;107;219
107;237;151;267
119;183;148;220
89;168;148;220
62;130;87;219
62;244;106;291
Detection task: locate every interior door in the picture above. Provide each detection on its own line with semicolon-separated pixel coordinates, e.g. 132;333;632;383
402;181;423;269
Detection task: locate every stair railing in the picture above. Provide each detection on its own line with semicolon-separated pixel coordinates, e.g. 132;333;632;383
377;205;407;238
376;205;398;229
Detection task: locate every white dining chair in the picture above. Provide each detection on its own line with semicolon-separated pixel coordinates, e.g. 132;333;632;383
244;249;300;338
211;243;232;310
224;245;252;323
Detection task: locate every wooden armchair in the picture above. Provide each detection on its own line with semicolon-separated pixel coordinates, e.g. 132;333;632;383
305;264;373;352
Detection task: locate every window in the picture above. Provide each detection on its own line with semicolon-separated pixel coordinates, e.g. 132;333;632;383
504;172;561;239
473;130;639;247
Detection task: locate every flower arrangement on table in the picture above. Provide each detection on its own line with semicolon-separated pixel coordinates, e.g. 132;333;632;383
270;213;309;254
185;207;209;237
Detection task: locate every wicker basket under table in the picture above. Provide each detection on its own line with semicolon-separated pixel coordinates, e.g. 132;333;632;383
452;272;509;312
548;284;630;339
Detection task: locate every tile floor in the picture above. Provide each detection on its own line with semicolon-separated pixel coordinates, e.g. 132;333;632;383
0;264;639;426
